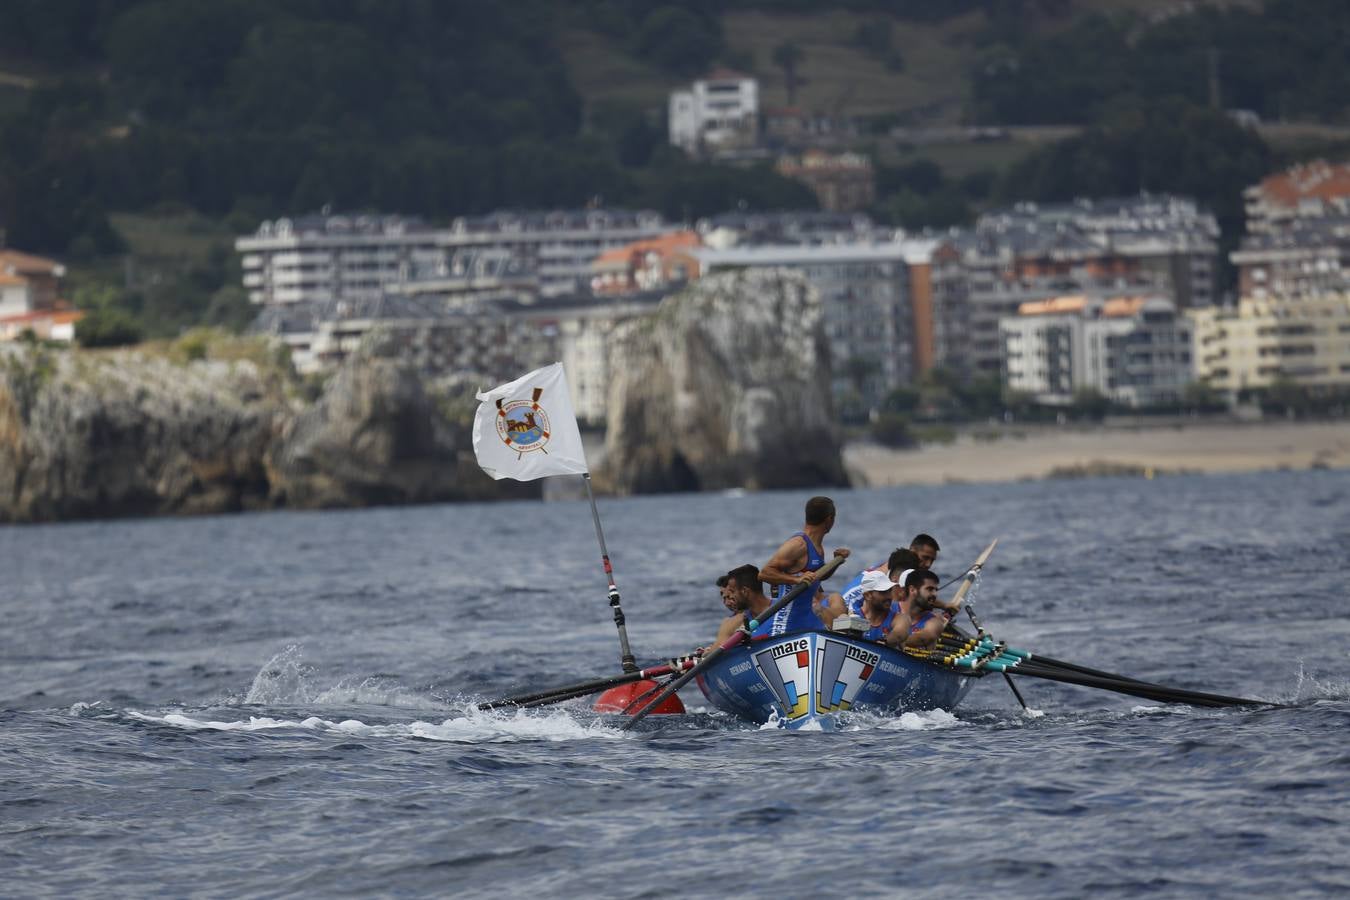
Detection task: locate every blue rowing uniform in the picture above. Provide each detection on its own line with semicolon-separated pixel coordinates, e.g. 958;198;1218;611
753;532;825;638
861;601;902;643
911;609;953;635
840;560;886;615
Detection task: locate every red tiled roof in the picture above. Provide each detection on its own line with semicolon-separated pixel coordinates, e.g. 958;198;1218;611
0;249;62;276
1258;160;1350;207
593;231;701;267
704;67;751;82
0;309;83;325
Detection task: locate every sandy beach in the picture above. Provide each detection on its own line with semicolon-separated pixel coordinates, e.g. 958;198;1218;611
844;420;1350;486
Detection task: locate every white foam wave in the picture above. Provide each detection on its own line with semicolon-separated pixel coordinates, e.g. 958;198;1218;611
128;707;626;743
240;644;443;710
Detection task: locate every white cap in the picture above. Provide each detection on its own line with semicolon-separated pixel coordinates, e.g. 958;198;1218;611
859;569;899;594
896;568;917;587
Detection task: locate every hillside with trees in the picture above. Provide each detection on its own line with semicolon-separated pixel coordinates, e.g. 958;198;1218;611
1;0;1347;338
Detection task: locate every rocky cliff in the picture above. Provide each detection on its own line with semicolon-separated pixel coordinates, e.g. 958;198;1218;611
0;335;529;523
600;268;848;494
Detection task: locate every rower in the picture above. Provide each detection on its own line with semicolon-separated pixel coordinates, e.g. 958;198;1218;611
910;533;940;570
758;496;850;636
709;564;772;645
856;569;912;649
903;569;962;650
716;572;737;615
824;546;923;624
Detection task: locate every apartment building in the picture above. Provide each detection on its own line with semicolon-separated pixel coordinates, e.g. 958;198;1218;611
236;209;671;306
696;210;876;249
1244;159;1350;233
1002;295;1193;408
668;69;759;158
954;195;1218;377
1230;217;1350;299
1190;294;1350;395
590;231;701;297
692;239;961;412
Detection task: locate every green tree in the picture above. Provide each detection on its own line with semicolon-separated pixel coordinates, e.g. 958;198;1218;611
636;7;721;75
870;412;914;448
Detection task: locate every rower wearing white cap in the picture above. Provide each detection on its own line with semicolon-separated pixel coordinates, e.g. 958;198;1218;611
857;569;912;649
820;546;923;626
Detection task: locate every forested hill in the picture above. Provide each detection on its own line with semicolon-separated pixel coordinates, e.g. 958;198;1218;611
1;0;1347;264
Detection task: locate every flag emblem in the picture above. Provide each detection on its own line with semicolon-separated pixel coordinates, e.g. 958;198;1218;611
495;388;552;457
473;363;589;481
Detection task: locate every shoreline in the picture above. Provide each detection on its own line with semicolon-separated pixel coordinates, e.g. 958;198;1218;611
843;420;1350;487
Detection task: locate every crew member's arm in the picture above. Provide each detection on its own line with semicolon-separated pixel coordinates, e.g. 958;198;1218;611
759;536;809;587
904;609;954;649
884;608;915;649
710;613;746;647
815;591;847;627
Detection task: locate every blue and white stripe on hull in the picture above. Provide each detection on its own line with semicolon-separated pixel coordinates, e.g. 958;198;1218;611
695;630;978;730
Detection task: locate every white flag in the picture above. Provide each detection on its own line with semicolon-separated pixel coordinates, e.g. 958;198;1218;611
472;363;590;481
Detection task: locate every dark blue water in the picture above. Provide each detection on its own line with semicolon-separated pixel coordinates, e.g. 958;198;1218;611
3;470;1349;898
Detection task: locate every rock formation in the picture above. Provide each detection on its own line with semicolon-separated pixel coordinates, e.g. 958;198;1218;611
0;336;529;523
600;268;848;494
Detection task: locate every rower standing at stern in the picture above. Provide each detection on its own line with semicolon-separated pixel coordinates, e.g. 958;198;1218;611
757;496;850;637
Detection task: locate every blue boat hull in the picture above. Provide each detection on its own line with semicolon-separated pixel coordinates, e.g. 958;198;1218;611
696;631;978;729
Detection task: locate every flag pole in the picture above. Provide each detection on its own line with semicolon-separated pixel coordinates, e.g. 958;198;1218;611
582;472;638;673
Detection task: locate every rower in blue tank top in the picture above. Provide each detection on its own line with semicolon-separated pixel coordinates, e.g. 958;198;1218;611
816;546;924;626
855;569;911;647
755;496;850;637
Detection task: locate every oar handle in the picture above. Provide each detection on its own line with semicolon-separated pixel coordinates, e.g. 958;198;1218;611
620;555;849;730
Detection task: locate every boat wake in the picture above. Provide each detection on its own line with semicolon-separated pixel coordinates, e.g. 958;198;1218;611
124;707;627;743
240;644;443;710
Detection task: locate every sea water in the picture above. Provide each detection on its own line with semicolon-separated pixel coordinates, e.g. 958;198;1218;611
2;470;1349;898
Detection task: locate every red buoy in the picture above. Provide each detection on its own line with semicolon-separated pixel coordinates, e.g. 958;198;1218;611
593;680;686;716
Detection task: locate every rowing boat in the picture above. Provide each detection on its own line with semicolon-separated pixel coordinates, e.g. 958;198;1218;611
695;629;980;730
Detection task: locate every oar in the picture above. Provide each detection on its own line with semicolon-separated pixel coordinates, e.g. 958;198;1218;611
477;657;697;711
948;538;998;611
620;555;849;731
943;539;1030;708
1001;661;1267;708
927;633;1267;706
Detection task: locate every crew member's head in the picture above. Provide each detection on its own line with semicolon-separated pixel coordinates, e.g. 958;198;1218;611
805;496;836;532
727;563;765;610
909;533;940;569
905;568;941;609
887;547;921;578
716;572;737;612
859;568;900;611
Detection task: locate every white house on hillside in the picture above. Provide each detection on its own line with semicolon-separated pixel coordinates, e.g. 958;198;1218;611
669;69;758;157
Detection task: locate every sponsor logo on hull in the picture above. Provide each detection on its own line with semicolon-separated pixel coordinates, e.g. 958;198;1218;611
814;638;879;714
751;638;812;720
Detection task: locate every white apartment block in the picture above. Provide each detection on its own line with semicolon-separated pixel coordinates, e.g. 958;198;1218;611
1190;294;1350;395
1001;295;1193;408
236;209;670;307
669;69;759;157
